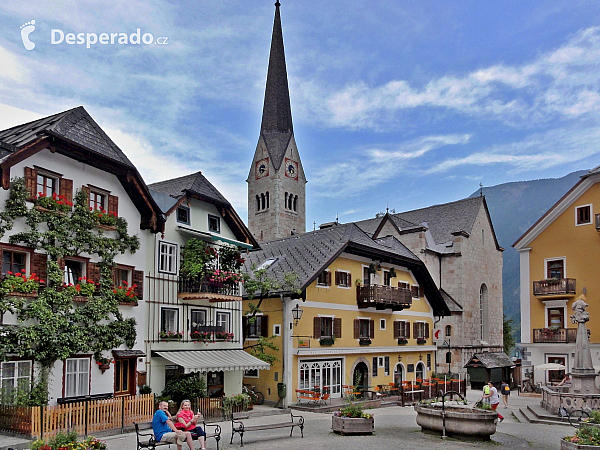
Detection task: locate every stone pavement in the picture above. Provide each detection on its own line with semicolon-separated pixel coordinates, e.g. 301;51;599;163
0;389;576;450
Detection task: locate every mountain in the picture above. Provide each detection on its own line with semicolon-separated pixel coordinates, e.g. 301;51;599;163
470;170;588;343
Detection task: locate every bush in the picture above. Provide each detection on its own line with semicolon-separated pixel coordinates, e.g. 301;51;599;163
162;372;206;403
564;424;600;445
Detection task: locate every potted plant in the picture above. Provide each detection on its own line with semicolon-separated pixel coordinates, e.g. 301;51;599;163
1;270;41;296
388;267;397;278
320;336;335;346
355;279;363;287
95;355;113;373
190;330;213;343
332;401;374;435
368;263;377;275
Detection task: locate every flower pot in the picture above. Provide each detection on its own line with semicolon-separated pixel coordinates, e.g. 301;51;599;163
99;363;110;374
561;439;600;449
332;416;374;435
6;291;38;298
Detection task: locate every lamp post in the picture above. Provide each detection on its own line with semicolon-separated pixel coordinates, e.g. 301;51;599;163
292;304;303;326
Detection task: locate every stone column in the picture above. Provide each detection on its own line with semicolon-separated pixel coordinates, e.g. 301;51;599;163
569;295;599;394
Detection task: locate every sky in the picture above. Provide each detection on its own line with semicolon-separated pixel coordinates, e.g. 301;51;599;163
2;1;600;230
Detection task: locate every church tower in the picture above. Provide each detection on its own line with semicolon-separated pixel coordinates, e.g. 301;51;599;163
247;1;306;243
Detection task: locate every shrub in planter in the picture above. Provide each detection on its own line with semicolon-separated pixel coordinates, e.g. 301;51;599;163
332;400;374;435
564;424;600;446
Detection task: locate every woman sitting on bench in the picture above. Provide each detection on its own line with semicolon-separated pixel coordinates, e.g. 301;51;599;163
175;400;207;450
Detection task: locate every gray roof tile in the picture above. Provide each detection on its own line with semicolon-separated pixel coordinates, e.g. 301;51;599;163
148;172;230;206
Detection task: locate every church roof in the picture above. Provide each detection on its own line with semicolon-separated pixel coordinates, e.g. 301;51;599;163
260;1;294;171
148;171;230;208
244;222;449;316
0;106;135;168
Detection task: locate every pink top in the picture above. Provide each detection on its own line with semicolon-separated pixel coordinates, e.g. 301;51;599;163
177;409;196;431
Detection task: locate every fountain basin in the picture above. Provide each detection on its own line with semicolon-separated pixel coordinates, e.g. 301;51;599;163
415;403;498;440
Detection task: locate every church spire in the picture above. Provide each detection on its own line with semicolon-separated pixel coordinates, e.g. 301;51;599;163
261;1;293;135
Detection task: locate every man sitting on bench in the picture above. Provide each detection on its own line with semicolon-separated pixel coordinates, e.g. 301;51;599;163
152;400;195;450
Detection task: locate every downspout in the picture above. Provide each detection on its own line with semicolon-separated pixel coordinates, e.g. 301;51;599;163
280;293;286;408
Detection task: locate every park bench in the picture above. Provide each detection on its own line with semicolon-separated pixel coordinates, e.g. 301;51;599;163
230;411;304;447
134;421;221;450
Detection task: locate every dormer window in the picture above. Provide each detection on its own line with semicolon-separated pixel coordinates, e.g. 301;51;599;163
208;214;220;233
257;258;277;270
177;206;190;225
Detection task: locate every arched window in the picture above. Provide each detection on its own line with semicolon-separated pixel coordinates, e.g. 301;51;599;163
266;191;270;209
293;195;298;212
288;193;293;210
393;363;404;385
261;193;265;210
284;192;288;209
445;325;452;337
415;362;425;381
256;195;260;211
445;351;452;364
480;284;489;340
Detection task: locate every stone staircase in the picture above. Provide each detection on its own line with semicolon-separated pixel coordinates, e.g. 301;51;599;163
517;404;572;426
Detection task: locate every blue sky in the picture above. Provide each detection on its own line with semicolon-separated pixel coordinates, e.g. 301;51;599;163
2;1;600;230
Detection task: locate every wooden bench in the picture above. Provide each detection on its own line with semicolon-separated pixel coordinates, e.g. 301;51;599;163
134;421;221;450
230;411;304;447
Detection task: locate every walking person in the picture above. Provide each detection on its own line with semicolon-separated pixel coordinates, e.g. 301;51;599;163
501;380;510;408
483;381;504;422
482;382;491;405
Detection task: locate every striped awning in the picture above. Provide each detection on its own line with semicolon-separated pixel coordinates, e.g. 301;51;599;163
155;350;270;373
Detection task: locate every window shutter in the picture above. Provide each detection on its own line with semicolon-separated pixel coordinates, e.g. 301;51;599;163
86;262;101;284
314;316;321;339
385;356;390;376
393;321;399;339
353;319;360;339
413;322;418;339
242;317;248;341
31;252;47;286
261;315;269;337
82;186;90;204
133;270;144;300
411;285;419;297
326;271;331;286
59;178;73;207
370;319;375;339
108;195;119;217
372;357;378;377
24;167;37;201
335;271;340;286
333;318;342;339
425;322;430;339
57;258;65;271
347;273;352;286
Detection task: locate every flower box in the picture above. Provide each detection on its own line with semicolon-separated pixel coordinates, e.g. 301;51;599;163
34;205;67;215
561;439;600;449
6;291;38;298
398;338;408;345
416;338;427;344
190;331;212;343
215;331;234;342
118;300;138;306
159;331;183;341
359;338;372;346
320;337;335;346
97;223;117;231
332;416;374;435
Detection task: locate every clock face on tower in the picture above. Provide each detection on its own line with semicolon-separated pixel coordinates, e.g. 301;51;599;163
255;158;269;179
284;158;298;180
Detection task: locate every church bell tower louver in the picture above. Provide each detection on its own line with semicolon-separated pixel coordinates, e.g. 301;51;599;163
247;1;306;243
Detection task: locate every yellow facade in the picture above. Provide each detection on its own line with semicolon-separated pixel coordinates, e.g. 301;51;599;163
243;255;435;403
526;182;600;343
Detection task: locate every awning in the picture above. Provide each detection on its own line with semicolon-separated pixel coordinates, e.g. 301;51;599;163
112;349;145;358
177;226;253;250
155;350;270;373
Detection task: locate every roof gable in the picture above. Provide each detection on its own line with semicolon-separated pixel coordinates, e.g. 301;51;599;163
149;171;230;206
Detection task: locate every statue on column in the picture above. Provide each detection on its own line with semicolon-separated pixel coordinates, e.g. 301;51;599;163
569;294;599;394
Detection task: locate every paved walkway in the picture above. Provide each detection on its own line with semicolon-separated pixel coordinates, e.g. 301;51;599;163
0;389;575;450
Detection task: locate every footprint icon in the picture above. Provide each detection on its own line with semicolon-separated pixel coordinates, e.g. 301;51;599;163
20;20;36;50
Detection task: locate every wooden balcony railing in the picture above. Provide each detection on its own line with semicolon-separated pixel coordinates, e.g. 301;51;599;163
533;328;577;343
178;275;241;299
357;284;412;311
533;278;576;296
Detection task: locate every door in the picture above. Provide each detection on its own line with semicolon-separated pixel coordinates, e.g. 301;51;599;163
114;358;136;396
547;308;564;328
353;361;369;393
394;364;404;385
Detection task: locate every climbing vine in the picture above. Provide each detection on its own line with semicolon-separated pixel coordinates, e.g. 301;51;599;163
0;178;140;405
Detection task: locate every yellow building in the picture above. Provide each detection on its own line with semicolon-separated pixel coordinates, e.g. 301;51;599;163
242;222;449;406
514;166;600;383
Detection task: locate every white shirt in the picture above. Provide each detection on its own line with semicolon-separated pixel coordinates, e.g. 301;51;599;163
489;386;500;404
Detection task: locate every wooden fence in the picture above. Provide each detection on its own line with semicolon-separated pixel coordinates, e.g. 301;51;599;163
0;394;154;439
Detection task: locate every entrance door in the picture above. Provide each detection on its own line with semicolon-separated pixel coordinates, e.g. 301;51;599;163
353;361;369;392
415;362;425;381
299;359;343;397
393;363;404;385
547;356;566;384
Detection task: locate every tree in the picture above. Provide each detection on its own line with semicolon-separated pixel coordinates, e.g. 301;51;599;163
503;314;515;357
242;267;301;365
0;179;140;405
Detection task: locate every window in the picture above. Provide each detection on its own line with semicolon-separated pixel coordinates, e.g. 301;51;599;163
208;214;220;233
383;270;392;286
426;353;431;370
335;271;350;287
244;369;259;378
2;250;26;276
1;361;31;403
445;325;452;337
547;259;564;279
114;358;134;396
177;206;190;225
548;307;565;328
411;285;423;298
398;281;410;290
256;195;261;211
247;315;264;338
161;308;178;333
395;320;409;339
64;259;84;285
190;309;207;333
320;317;333;337
257;258;277;270
317;270;331;287
65;357;90;397
273;324;281;336
89;190;106;211
114;267;131;288
266;192;270;209
359;319;371;338
414;322;426;339
480;284;489;340
446;351;452;364
158;242;177;274
36;173;57;197
380;319;386;330
216;311;230;333
576;205;592;225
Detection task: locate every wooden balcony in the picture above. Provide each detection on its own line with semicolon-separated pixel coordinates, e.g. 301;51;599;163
533;278;576;297
178;275;241;301
357;284;412;311
533;328;577;343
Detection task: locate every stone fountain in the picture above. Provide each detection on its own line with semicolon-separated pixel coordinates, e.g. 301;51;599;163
541;294;600;413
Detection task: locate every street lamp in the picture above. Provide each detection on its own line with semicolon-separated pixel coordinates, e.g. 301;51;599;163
291;304;303;326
